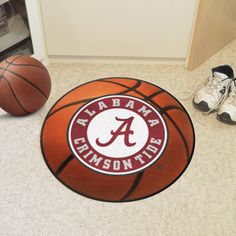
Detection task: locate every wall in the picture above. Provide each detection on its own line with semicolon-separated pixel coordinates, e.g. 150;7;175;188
40;0;197;59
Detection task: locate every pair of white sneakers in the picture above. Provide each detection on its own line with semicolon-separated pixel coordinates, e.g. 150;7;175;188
193;65;236;125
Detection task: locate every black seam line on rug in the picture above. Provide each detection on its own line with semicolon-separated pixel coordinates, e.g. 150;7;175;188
120;172;143;201
104;80;190;200
46;80;142;177
46;79;142;119
1;55;23;79
47;98;94;119
3;77;30;114
103;80;165;99
102;81;169;201
163;113;189;157
5;59;47;71
146;90;164;99
0;67;48;99
55;154;75;176
159;106;184;113
103;79;163;101
102;79;190;158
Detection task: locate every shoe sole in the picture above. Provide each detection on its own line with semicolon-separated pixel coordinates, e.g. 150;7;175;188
217;112;236;125
192;101;210;112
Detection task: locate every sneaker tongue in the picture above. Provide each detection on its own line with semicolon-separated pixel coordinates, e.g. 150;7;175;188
213;72;228;80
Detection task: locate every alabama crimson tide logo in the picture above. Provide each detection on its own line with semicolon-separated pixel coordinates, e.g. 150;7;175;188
68;95;168;175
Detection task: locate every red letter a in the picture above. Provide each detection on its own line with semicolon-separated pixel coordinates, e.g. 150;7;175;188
96;116;136;147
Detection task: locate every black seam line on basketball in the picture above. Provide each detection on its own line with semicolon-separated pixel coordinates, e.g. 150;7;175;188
5;59;47;71
102;79;190;157
45;79;142;119
1;55;23;78
2;77;30;114
55;154;75;176
0;67;48;99
120;172;144;201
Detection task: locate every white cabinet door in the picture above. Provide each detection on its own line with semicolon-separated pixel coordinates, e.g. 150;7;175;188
40;0;197;59
25;0;46;61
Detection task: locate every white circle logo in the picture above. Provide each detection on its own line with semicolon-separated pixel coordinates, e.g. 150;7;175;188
87;108;149;158
68;95;168;175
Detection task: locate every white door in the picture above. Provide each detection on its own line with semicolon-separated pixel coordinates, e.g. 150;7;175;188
40;0;197;59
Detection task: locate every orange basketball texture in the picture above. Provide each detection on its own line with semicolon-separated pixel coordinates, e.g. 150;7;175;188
0;55;51;116
41;77;195;202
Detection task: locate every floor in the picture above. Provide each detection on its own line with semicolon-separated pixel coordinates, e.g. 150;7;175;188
1;40;236;236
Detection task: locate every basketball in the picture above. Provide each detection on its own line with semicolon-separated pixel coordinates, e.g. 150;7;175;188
41;77;195;202
0;55;51;116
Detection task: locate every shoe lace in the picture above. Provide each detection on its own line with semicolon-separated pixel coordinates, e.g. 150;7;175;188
177;76;210;101
203;81;232;115
205;76;222;95
178;76;225;101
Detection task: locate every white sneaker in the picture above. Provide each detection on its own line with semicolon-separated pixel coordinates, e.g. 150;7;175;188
193;65;234;113
217;79;236;125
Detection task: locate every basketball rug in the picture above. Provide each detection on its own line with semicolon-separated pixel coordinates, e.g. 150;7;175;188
41;77;195;202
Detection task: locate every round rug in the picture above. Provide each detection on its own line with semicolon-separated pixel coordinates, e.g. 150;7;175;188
41;77;195;202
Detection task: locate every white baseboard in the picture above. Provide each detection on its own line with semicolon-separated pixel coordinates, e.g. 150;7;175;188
48;55;185;65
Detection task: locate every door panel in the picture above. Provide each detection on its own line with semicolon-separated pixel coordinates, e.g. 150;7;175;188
40;0;196;58
187;0;236;70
